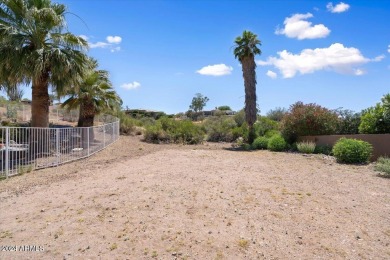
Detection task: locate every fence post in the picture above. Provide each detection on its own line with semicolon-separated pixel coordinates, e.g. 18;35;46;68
56;128;59;166
5;127;9;178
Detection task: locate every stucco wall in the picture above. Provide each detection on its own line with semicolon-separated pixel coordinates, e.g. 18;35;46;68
298;134;390;161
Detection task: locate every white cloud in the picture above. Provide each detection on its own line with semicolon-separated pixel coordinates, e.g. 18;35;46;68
89;41;110;48
196;64;233;76
85;35;122;52
257;43;380;78
388;45;390;53
275;13;331;40
110;46;121;53
354;69;365;76
106;36;122;44
372;55;385;62
266;70;277;79
327;2;350;13
121;81;141;90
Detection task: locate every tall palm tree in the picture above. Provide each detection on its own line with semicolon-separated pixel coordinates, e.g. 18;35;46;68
0;0;88;127
234;30;262;143
61;59;122;128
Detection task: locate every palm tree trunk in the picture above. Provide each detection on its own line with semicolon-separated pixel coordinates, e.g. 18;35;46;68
31;72;50;127
77;100;95;127
78;100;96;148
241;55;257;143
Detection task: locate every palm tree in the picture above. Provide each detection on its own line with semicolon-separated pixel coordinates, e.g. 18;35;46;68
61;59;122;128
234;30;262;143
0;0;88;127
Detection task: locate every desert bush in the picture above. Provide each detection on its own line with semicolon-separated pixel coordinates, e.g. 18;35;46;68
335;109;361;134
252;136;268;150
232;123;249;142
264;130;280;138
144;117;204;144
267;135;286;152
374;157;390;177
314;144;333;155
202;116;237;142
359;94;390;134
281;102;339;143
254;117;279;137
332;138;373;164
144;124;169;143
296;141;316;154
234;109;245;127
217;105;232;111
266;107;287;121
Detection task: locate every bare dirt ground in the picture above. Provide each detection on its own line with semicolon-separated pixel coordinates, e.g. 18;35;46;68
0;135;389;259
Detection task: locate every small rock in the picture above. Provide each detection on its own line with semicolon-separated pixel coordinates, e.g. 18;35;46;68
208;231;212;234
41;209;45;212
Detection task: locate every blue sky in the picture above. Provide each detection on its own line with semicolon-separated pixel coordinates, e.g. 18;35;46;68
27;0;390;114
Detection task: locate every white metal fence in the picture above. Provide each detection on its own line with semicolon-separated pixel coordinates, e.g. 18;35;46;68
0;116;119;178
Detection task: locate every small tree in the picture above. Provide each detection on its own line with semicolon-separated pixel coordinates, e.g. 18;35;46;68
266;107;287;122
359;93;390;134
217;105;232;111
189;93;209;113
281;102;339;143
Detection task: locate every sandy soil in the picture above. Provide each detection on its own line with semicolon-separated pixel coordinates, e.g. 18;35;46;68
0;135;389;259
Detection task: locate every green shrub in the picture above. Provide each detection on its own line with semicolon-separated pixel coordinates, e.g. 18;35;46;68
172;120;204;144
144;124;170;143
359;94;390;134
266;107;287;122
267;135;286;152
233;109;245;127
232;123;249;142
314;144;333;155
281;102;339;143
332;138;373;164
374;157;390;177
264;129;280;138
202;116;237;142
252;136;268;150
335;109;361;134
296;141;316;154
254;117;279;137
217;105;232;111
143;117;204;144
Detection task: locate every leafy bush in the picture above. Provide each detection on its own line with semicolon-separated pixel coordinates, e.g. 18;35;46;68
264;130;279;138
144;124;170;143
296;141;316;154
202;116;237;142
234;109;245;127
281;102;339;143
374;157;390;177
266;107;287;121
232;124;249;142
217;105;232;111
254;117;279;137
252;136;268;150
359;94;390;134
332;138;373;164
267;135;286;152
335;109;361;134
314;144;333;155
144;117;204;144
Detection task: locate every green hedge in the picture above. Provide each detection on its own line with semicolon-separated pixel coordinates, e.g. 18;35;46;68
267;135;286;152
332;138;373;164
